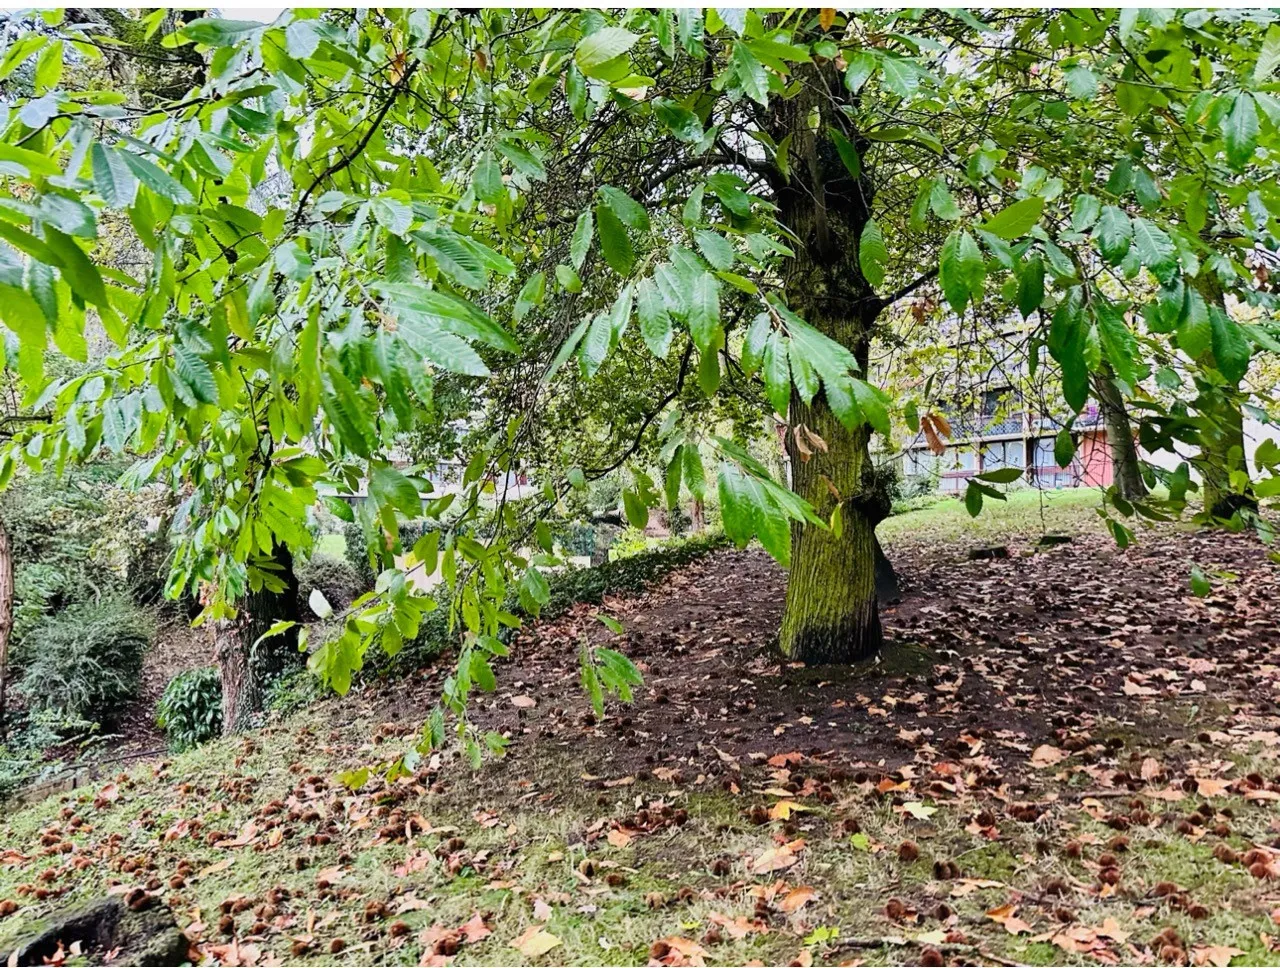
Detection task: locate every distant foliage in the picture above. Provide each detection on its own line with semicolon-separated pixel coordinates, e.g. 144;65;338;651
295;552;364;614
16;595;152;727
156;666;223;751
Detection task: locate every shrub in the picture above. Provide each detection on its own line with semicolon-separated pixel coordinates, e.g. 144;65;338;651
16;595;152;727
296;553;365;613
267;667;326;718
156;667;223;751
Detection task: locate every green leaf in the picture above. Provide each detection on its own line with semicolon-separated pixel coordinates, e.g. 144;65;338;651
42;228;109;307
622;488;649;529
664;446;683;508
636;277;672;358
473;151;504;204
514;272;545;323
1256;25;1280;84
575;27;639;77
1131;217;1177;282
844;50;877;92
369;464;422;517
172;343;217;405
1094;206;1132;264
1017;256;1044;317
120;150;194;205
1093;296;1137;386
858;219;887;288
964;480;984;517
1209;303;1250;382
1221;92;1259;168
731;42;769;105
594;201;634;275
599;185;649;231
977;467;1024;484
653;98;704;142
496;140;547;181
683;444;706;500
182;17;263;45
881;57;920;98
1054;428;1076;468
978;196;1044;240
1071;194;1101;231
763;332;790;416
1189;565;1211;597
688;272;720;352
939;230;984;312
580;311;613;377
570;209;594;270
829;128;861;179
929;178;962;221
694;229;735;271
91;144;137;209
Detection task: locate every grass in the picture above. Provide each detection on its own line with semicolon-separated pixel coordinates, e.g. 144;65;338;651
880;486;1109;547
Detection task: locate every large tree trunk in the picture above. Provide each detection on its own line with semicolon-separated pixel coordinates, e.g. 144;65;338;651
0;515;12;739
1091;366;1147;501
216;543;300;734
770;63;885;663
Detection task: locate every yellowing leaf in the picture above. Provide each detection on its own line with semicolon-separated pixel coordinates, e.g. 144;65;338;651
511;925;561;958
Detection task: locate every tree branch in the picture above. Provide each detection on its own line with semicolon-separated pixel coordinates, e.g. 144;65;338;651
878;266;939;309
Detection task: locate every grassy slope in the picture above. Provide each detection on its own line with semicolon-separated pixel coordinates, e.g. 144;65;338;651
2;494;1278;967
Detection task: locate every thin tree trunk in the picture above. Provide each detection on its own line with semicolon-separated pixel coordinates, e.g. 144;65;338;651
689;498;704;533
1091;366;1147;501
217;544;300;734
0;515;12;739
770;62;884;663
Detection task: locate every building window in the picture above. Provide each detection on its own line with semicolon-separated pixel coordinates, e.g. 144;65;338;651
982;440;1025;471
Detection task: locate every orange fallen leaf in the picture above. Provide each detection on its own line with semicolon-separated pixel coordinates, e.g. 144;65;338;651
778;886;816;913
1031;745;1067;768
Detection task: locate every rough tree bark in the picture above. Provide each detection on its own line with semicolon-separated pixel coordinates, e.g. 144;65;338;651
1091;365;1147;501
216;543;300;734
768;63;886;663
0;515;12;739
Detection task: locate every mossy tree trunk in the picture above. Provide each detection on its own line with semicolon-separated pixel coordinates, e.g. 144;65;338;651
766;63;886;663
1091;366;1147;501
216;543;300;734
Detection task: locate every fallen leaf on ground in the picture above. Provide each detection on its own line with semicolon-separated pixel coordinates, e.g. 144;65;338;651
778;886;816;913
510;925;560;958
1192;944;1245;967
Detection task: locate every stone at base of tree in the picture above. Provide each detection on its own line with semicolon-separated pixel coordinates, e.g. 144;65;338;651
1036;534;1073;549
873;537;900;604
967;545;1009;561
0;897;189;966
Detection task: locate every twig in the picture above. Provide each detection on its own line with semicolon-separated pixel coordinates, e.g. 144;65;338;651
829;935;1022;966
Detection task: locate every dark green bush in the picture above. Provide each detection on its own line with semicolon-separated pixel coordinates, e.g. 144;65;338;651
16;595;152;727
156;666;223;751
296;552;365;613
